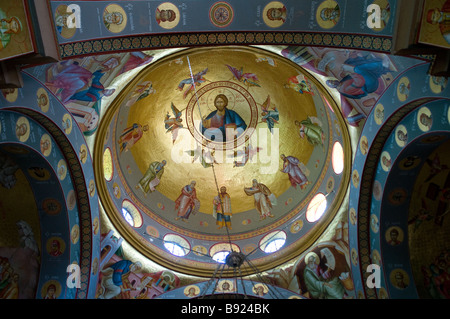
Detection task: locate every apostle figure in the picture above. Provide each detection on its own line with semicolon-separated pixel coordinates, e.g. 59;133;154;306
175;181;200;222
45;61;93;104
280;154;309;190
213;186;232;229
201;94;247;142
136;160;166;196
325;53;390;100
244;179;277;220
98;260;142;299
295;117;325;147
303;252;346;299
118;123;149;153
67;69;115;103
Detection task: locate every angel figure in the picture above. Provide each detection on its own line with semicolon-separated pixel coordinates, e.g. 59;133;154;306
284;74;314;95
177;67;208;99
228;144;262;167
225;64;260;89
164;103;184;144
185;144;217;168
259;95;279;133
126;81;155;107
408;199;434;232
424;154;449;183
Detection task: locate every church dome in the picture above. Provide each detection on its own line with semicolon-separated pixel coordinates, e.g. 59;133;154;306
94;45;351;277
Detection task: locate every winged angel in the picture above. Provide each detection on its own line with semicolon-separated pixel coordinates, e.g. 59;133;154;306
164;103;185;144
259;95;279;133
177;67;208;99
225;64;260;89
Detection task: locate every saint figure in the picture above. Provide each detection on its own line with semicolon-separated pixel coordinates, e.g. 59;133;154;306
244;179;277;220
136;160;166;196
280;154;309;189
295;117;325;147
213;186;232;229
175;181;200;222
118;123;149;153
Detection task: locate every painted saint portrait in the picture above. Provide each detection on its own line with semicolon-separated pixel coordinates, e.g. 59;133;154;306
36;88;49;113
263;1;287;28
15;116;30;142
118;123;149;154
0;13;21;50
136;160;166;196
0;0;33;61
103;4;127;33
54;4;76;39
174;181;200;222
417;107;433;132
316;0;340;29
213;186;232;229
419;0;450;48
390;269;410;289
244;179;277;220
155;2;180;29
385;226;403;246
395;124;408;147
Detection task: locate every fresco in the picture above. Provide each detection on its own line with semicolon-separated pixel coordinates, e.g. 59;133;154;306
281;46;429;127
291;221;354;299
92;46;351;278
0;0;34;61
408;138;450;299
23;51;154;136
95;232;181;299
50;0;397;44
0;153;40;299
0;71;102;298
418;0;450;49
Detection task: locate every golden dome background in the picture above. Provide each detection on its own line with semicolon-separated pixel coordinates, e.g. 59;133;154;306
115;46;329;216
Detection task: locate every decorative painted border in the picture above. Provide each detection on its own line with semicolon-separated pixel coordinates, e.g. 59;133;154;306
58;32;393;59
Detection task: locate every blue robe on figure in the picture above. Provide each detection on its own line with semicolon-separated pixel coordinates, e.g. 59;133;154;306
110;260;133;287
200;109;247;142
68;70;107;102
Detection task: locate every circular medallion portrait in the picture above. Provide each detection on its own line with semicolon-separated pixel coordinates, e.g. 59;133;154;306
54;5;77;39
155;2;180;30
417;106;432;132
263;1;287;28
316;0;340;29
396;77;410;102
103;4;127;33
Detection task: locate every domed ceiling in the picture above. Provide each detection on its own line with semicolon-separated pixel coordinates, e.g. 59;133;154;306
95;46;351;276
